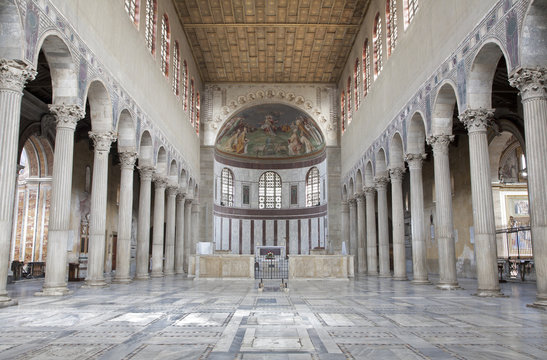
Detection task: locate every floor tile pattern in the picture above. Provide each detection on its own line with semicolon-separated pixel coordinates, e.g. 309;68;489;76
0;276;545;359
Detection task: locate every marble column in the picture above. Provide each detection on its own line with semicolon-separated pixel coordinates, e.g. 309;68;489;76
341;201;350;254
163;185;178;275
510;67;547;306
36;105;84;297
405;153;430;284
375;176;391;277
356;195;367;273
175;191;186;274
135;166;154;280
85;131;117;287
459;109;501;296
428;135;459;289
349;199;358;272
113;151;137;284
191;202;200;255
0;61;35;305
364;187;378;275
390;167;407;280
150;176;167;277
183;199;193;272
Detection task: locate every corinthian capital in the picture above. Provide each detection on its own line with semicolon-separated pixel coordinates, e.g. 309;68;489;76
405;153;427;169
509;67;546;102
176;190;186;202
363;186;376;196
153;175;168;188
459;108;494;133
427;134;454;154
138;166;155;180
119;151;137;170
89;131;117;152
166;185;179;196
389;167;406;182
0;59;36;92
374;176;390;190
49;104;85;130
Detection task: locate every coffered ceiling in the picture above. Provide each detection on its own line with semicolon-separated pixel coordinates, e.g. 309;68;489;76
173;0;371;83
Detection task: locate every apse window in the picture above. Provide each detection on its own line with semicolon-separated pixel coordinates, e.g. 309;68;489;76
124;0;139;27
306;167;320;207
259;171;282;209
221;168;234;207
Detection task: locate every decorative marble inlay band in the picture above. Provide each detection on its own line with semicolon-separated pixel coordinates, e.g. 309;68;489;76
405;153;427;169
0;59;36;92
427;134;455;154
459;108;494;133
119;152;137;169
389;167;406;182
509;67;547;102
48;105;85;130
89;131;117;152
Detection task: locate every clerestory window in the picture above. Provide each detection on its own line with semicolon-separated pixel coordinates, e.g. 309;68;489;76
259;171;282;209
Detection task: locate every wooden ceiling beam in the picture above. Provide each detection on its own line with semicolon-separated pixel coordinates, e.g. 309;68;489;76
183;23;360;29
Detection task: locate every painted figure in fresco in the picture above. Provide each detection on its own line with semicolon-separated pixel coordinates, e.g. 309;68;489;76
261;115;277;136
223;129;241;152
234;127;248;154
288;129;302;155
300;134;313;154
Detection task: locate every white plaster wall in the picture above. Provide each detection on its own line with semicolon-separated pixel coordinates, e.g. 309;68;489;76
50;0;201;174
339;0;499;175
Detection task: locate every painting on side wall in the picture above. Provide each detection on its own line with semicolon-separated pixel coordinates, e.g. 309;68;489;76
215;104;325;159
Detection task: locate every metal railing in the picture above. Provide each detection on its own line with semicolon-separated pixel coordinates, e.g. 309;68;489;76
254;254;289;289
496;226;533;281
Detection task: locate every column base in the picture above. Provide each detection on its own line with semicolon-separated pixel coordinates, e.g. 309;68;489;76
527;299;547;310
368;271;378;276
436;282;461;290
112;277;132;284
473;288;506;297
150;272;164;278
134;274;150;280
83;279;109;288
378;273;391;278
164;270;176;276
35;285;72;297
392;275;408;281
411;279;431;285
175;270;186;275
0;296;17;308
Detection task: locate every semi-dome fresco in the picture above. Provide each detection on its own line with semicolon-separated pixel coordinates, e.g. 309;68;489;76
215;104;325;159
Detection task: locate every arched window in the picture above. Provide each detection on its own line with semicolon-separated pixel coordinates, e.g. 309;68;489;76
306;167;320;207
340;91;346;134
144;0;157;54
354;58;361;110
160;14;170;77
190;78;195;126
196;91;200;135
373;13;383;79
403;0;418;29
386;0;398;56
182;60;188;110
259;171;282;209
362;39;371;97
124;0;139;26
220;168;234;206
172;41;180;95
346;76;352;125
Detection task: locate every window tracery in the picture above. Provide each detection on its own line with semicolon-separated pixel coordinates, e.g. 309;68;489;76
220;168;233;206
362;39;371;97
340;91;345;134
354;58;361;110
386;0;398;56
160;14;170;77
172;41;180;95
183;60;188;111
373;13;383;79
347;76;352;125
259;171;282;209
190;78;195;126
124;0;139;26
306;167;320;207
404;0;418;29
196;91;200;135
144;0;157;54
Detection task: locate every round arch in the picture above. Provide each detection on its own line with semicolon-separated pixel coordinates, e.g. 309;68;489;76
85;79;113;132
375;148;388;177
0;0;23;59
117;109;137;152
432;81;460;135
407;111;427;154
389;132;405;169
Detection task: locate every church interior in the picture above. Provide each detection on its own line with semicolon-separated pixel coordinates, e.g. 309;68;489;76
0;0;546;358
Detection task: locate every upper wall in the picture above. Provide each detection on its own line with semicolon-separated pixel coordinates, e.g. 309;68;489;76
202;83;339;147
46;0;201;176
339;0;501;175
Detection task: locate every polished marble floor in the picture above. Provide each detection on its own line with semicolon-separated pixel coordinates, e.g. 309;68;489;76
0;276;545;359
